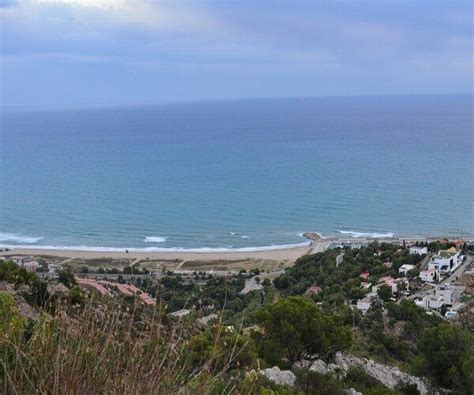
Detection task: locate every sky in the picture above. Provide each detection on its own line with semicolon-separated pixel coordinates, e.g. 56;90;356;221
0;0;472;107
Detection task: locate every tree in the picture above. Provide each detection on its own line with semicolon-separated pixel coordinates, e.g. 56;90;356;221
254;296;351;366
58;269;77;288
377;284;392;302
68;287;85;306
416;324;473;393
187;325;257;371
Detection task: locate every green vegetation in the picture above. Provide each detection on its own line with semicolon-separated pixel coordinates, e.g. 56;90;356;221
1;240;472;394
254;297;351;366
414;324;474;393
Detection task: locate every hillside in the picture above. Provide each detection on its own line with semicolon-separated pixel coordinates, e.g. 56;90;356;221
1;242;473;394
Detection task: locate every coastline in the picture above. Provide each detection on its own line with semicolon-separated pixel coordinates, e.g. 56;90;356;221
0;244;312;262
1;232;471;263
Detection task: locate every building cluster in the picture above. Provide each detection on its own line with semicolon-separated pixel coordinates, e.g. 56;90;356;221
354;243;469;318
9;256;40;272
419;247;464;283
356;275;410;314
415;284;466;318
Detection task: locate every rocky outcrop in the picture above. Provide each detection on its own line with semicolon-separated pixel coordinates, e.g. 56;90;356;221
197;313;218;325
334;353;427;394
169;309;190;318
294;353;428;394
0;282;39;320
260;366;296;386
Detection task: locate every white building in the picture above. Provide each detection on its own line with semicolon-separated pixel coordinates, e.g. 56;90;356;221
22;260;39;272
420;268;438;283
420;295;444;310
399;264;415;275
418;284;464;311
356;297;373;314
409;246;428;255
435;286;453;306
428;248;463;275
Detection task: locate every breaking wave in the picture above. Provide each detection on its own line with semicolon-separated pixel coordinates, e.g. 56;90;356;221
338;230;395;238
144;236;167;243
0;241;311;253
0;232;43;244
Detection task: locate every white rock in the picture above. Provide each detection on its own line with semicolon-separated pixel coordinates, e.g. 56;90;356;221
309;359;328;375
197;313;218;325
345;389;362;395
169;309;190;318
260;366;296;387
333;352;428;395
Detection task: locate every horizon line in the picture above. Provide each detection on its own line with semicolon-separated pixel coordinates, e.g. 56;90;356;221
1;92;472;112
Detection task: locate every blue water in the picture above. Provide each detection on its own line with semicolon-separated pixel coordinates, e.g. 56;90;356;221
1;95;473;251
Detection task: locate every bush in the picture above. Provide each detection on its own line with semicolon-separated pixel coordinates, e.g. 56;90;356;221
58;268;77;288
254;296;351;366
295;369;342;394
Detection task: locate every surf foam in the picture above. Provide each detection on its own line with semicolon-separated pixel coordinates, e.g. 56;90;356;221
144;236;167;243
0;241;311;253
0;232;43;244
338;230;395;238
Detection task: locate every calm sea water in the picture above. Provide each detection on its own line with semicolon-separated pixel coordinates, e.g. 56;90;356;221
1;95;473;251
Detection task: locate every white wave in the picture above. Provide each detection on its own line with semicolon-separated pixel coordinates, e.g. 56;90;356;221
0;241;311;253
229;232;236;235
338;230;395;238
144;236;167;243
0;232;43;244
241;235;249;239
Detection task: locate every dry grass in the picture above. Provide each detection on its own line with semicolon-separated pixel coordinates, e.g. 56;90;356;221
0;294;260;394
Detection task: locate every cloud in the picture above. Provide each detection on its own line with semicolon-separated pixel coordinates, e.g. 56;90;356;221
1;0;472;106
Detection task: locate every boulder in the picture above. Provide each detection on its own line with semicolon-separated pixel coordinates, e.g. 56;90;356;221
260;366;296;387
345;388;362;395
197;313;218;325
309;359;328;375
291;360;312;371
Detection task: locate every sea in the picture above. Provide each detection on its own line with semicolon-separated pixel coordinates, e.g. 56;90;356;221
1;95;473;252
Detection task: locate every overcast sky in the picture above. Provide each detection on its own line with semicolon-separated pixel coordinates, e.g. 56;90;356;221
1;0;472;107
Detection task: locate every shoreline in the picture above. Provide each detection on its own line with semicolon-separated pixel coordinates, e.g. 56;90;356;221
0;244;312;262
1;233;471;262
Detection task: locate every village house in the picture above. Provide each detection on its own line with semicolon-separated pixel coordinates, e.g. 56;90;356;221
359;271;370;280
398;264;415;275
409;246;428;255
10;256;40;272
22;260;39;272
356;296;374;314
372;276;409;296
419;268;438;283
304;285;322;296
416;284;465;311
428;247;463;275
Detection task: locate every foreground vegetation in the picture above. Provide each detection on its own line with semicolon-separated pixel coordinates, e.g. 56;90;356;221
1;241;473;394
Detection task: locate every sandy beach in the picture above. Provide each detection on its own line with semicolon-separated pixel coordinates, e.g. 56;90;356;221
0;244;312;263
